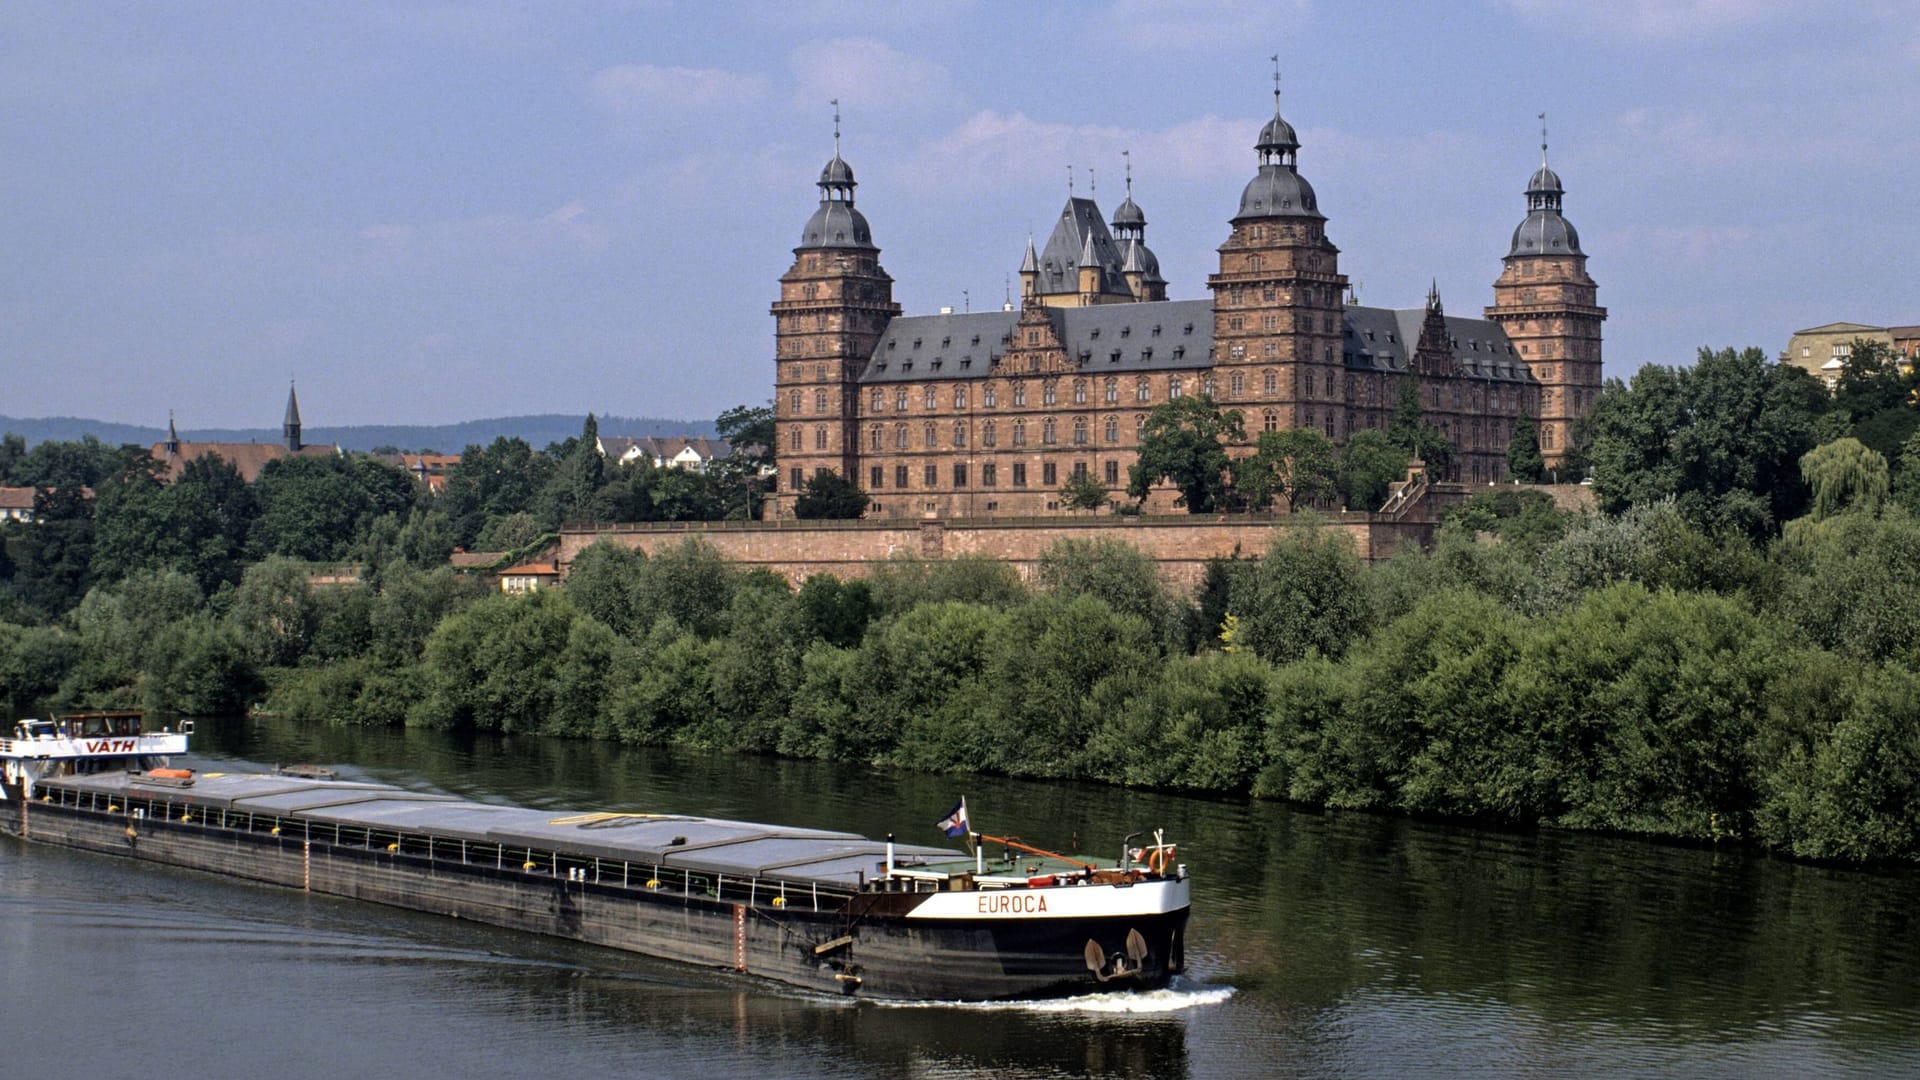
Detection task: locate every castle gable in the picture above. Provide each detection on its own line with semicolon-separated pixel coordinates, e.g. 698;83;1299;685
1338;307;1534;383
1033;197;1131;299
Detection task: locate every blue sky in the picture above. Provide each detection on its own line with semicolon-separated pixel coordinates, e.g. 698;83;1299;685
4;1;1914;429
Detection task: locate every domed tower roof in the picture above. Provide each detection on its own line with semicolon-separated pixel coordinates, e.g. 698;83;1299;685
1507;118;1581;257
1235;75;1322;222
797;110;876;251
1111;194;1145;228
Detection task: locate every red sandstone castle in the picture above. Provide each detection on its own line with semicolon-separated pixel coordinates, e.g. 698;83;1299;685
769;89;1603;519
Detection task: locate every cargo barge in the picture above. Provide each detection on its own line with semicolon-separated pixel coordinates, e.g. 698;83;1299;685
1;715;1189;1001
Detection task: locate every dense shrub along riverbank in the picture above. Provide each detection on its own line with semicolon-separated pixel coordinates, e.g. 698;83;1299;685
7;498;1920;865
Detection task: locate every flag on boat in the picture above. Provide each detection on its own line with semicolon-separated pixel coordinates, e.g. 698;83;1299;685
935;799;969;838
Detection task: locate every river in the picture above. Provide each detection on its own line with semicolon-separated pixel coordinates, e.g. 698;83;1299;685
4;714;1918;1078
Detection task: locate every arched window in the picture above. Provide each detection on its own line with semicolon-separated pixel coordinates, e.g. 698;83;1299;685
1169;377;1183;399
871;389;885;411
1104;378;1119;403
1543;426;1555;449
1263;369;1278;395
815;427;827;449
1042;418;1057;444
1013;383;1028;407
1104;416;1119;442
953;421;967;448
1263;410;1278;432
1013;419;1028;446
984;385;998;407
814;389;828;413
983;420;997;447
955;386;969;409
894;424;908;449
869;426;883;451
788;389;801;413
1304;373;1315;398
1073;416;1088;444
1043;382;1058;406
924;423;937;448
925;386;938;410
789;427;802;450
1136;377;1151;402
896;387;909;411
1073;380;1087;404
1134;414;1146;438
1229;372;1245;396
1203;375;1216;398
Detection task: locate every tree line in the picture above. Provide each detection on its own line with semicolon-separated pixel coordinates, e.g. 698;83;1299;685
6;342;1920;864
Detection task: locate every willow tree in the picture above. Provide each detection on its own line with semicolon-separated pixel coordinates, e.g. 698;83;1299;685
1801;437;1889;520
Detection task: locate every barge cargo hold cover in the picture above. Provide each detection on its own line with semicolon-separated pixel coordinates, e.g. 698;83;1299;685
8;767;1191;1001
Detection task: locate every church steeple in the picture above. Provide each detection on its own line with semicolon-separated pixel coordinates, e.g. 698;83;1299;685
165;411;180;456
283;382;302;452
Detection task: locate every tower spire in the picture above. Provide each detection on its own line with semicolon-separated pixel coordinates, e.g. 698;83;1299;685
832;99;841;156
1539;111;1549;167
283;380;303;452
1271;53;1281;111
1123;149;1133;197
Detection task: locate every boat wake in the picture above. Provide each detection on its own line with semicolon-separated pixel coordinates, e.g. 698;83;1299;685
874;979;1233;1014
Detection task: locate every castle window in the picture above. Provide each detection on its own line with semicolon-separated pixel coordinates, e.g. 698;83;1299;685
924;386;937;410
895;424;908;449
1169;377;1183;399
1073;417;1088;445
1012;463;1027;487
1263;315;1278;331
1137;377;1151;402
953;421;967;448
1305;373;1315;398
1229;316;1245;331
1543;426;1555;449
896;388;909;411
1248;254;1264;271
1073;380;1087;404
1264;341;1278;358
983;463;997;487
953;463;968;487
1013;383;1027;406
984;385;997;407
815;427;827;450
871;466;884;489
1324;413;1334;436
925;464;938;487
815;389;827;412
924;423;937;448
1135;414;1146;438
1263;287;1277;302
1263;409;1278;432
1042;418;1057;445
1324;345;1333;362
790;467;802;491
1230;372;1245;396
1013;420;1028;446
1043;462;1057;486
790;428;802;450
1263;370;1278;394
1105;416;1119;442
983;420;997;447
1027;330;1040;345
872;389;885;411
1231;343;1246;360
955;386;969;409
1105;378;1119;403
1105;460;1119;484
788;389;801;413
1043;382;1058;406
870;426;883;450
896;465;909;488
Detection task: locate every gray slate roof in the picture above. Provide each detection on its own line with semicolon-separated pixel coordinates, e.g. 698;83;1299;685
1344;306;1536;382
1032;197;1133;298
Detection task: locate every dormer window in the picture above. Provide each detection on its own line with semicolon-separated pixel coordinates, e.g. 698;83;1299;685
1173;346;1185;360
888;340;898;350
912;337;922;348
1142;347;1153;360
1183;323;1194;334
1120;326;1131;338
1090;327;1101;339
1152;325;1162;337
1110;349;1122;362
971;335;981;346
942;337;951;348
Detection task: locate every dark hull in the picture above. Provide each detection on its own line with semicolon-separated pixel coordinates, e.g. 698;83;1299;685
6;794;1187;1002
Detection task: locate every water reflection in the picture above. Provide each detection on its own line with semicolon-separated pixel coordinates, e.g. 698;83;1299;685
4;712;1917;1078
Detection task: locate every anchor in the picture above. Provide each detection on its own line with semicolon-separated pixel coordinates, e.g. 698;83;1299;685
1083;928;1151;983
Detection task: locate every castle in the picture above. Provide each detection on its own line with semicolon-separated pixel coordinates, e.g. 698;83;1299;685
769;87;1603;519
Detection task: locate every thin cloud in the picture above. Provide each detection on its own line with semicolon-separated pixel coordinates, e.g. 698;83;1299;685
788;38;952;117
345;201;606;276
1104;0;1313;50
589;63;767;118
890;110;1249;196
1497;0;1801;42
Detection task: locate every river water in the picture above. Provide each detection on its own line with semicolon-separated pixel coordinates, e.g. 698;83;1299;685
4;714;1918;1079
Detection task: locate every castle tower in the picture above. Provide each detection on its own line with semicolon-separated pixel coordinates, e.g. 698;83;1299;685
1111;157;1166;302
283;382;303;452
1207;71;1348;438
1486;118;1605;468
770;111;900;516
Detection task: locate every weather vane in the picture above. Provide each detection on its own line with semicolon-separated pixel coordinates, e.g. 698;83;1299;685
832;98;841;154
